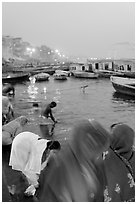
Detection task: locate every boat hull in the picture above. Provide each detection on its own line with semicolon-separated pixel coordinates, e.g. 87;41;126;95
97;70;124;78
34;73;50;82
112;82;135;96
53;72;67;80
54;78;67;80
73;71;98;79
111;76;135;96
2;73;30;84
35;77;49;82
54;76;67;80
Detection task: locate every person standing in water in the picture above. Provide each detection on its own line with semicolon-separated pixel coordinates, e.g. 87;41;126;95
40;101;57;138
41;101;57;124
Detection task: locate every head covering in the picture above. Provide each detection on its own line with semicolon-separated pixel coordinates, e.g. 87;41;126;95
38;119;110;202
103;123;135;202
110;123;135;160
69;119;111;162
15;116;28;126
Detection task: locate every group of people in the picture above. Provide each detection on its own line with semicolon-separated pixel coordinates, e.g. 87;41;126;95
37;120;135;202
2;84;61;200
2;84;135;202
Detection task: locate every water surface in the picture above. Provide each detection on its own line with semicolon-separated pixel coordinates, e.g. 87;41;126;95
11;76;135;142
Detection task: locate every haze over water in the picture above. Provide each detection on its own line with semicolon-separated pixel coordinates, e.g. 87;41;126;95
2;2;135;59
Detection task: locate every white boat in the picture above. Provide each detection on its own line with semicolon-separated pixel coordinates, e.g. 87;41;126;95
34;73;50;82
110;76;135;96
55;70;71;77
53;71;67;80
72;71;98;79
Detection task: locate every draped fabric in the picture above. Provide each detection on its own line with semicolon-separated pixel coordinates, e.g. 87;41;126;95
2;95;14;123
9;131;48;186
110;123;135;179
103;123;135;202
69;119;110;162
2;116;28;145
2;170;12;202
37;119;110;202
2;96;13;115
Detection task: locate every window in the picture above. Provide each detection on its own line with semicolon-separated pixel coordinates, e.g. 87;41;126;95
127;65;131;71
95;63;99;70
82;66;85;71
105;64;109;70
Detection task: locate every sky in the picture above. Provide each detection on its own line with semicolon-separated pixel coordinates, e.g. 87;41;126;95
2;2;135;59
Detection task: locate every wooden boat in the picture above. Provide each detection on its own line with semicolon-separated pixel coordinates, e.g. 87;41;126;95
122;72;135;79
110;76;135;96
72;71;98;79
97;70;124;78
2;73;30;84
33;73;50;82
53;72;67;80
55;70;71;77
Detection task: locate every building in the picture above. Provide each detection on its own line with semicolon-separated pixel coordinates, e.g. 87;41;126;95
114;59;135;73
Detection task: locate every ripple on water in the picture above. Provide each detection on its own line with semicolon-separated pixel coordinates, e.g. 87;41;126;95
13;77;135;137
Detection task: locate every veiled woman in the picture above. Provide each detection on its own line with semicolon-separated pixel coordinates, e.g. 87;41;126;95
37;119;110;202
2;95;14;124
103;123;135;202
2;116;28;146
9;131;61;196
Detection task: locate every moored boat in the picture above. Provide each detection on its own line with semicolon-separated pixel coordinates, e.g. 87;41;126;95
97;70;124;78
55;70;71;77
2;73;30;84
72;71;98;79
53;72;67;80
33;73;50;82
110;76;135;96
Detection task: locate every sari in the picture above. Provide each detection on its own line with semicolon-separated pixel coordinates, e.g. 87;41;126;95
2;116;28;145
9;131;49;187
103;123;135;201
37;119;110;201
2;95;14;124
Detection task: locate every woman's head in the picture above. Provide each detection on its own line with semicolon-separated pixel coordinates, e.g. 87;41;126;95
16;116;28;126
69;119;110;163
110;123;135;159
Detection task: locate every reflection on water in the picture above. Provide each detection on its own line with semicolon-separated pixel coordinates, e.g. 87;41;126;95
27;77;38;99
13;77;135;139
112;92;135;104
43;87;47;93
53;88;61;103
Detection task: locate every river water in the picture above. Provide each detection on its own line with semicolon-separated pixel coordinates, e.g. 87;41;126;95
11;76;135;143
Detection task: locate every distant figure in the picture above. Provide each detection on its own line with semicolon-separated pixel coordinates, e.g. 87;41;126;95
32;102;41;115
9;131;61;196
103;123;135;202
2;84;15;96
81;85;88;93
2;95;14;124
33;102;39;108
41;101;57;124
2;116;28;146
